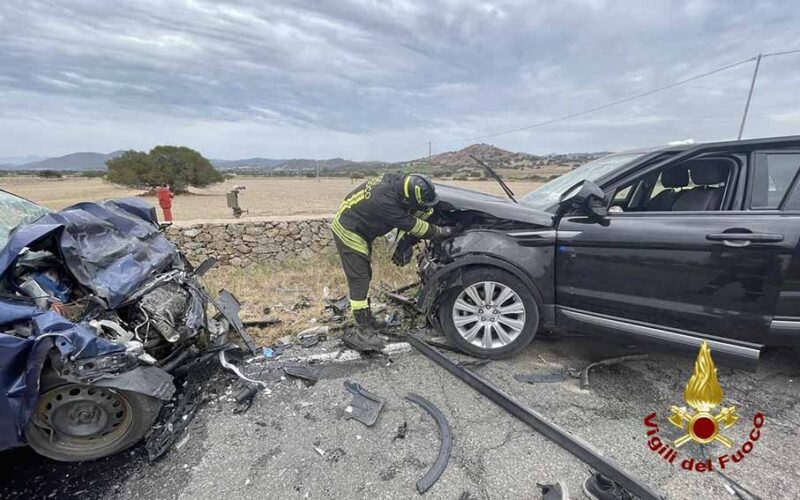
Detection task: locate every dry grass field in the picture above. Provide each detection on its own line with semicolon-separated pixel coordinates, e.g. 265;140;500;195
2;175;552;222
201;240;417;344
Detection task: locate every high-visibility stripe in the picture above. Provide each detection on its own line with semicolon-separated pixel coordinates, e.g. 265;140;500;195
415;185;423;204
408;218;430;237
403;175;411;200
332;218;369;255
416;208;434;220
350;298;369;310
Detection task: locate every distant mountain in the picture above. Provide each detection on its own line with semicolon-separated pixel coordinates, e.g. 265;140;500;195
10;151;125;171
0;155;48;166
211;158;284;170
212;157;390;173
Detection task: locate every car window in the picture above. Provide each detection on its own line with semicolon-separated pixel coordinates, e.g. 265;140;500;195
750;153;800;209
520;152;645;211
0;191;51;249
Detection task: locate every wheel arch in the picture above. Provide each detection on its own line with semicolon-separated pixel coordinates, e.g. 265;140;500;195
420;253;554;330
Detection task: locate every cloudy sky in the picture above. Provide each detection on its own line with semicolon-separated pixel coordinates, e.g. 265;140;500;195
1;0;798;161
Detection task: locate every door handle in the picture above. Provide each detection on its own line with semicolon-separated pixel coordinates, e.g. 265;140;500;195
706;233;784;243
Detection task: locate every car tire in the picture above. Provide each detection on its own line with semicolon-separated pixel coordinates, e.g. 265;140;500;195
438;267;539;359
24;376;161;462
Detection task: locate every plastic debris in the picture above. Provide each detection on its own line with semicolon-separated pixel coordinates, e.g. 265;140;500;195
343;381;385;427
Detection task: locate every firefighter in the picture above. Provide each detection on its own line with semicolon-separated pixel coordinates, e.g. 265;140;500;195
332;173;454;352
156;184;175;222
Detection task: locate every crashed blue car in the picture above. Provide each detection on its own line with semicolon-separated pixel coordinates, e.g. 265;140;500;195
0;190;244;462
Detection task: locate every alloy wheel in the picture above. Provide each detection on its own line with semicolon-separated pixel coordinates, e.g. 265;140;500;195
452;280;526;349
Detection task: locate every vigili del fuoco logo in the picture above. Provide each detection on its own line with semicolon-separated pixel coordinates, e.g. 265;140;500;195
643;341;765;472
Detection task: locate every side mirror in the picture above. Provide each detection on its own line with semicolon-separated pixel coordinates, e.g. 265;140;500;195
554;180;608;225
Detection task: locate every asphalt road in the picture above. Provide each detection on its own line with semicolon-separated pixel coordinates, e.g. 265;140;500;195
1;332;798;500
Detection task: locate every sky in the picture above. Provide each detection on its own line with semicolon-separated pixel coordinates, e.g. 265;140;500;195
1;0;799;161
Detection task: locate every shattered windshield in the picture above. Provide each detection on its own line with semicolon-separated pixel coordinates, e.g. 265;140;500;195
519;153;645;211
0;191;51;249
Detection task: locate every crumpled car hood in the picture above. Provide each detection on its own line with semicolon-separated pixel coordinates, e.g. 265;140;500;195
434;184;554;227
0;198;178;309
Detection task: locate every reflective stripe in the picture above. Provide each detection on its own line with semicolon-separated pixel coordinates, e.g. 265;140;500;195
403;175;411;200
332;218;369;255
416;208;434;220
350;298;369;310
408;218;430;237
415;185;423;204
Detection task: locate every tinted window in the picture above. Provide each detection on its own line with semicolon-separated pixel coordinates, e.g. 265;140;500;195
751;153;800;209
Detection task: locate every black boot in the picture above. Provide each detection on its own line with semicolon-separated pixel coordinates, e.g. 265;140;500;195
342;309;385;353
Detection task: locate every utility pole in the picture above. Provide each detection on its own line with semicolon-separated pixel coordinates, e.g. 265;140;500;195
738;54;762;140
316;160;320;181
428;141;432;159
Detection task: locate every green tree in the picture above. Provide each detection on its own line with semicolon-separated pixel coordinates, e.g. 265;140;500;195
106;146;223;192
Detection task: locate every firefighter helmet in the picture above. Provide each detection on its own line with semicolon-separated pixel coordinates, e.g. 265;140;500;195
402;174;439;208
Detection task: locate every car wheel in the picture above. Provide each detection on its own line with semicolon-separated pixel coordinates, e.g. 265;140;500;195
438;267;539;359
24;379;161;462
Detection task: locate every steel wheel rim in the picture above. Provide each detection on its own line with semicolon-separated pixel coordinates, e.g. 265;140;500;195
29;384;133;452
452;281;526;349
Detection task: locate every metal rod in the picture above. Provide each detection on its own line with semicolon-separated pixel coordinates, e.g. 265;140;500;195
737;54;762;140
406;333;663;500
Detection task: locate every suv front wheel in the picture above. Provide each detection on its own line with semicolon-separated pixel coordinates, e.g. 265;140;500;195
438;267;539;359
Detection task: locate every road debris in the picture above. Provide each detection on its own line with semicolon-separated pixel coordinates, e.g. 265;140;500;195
297;326;329;348
343;381;385;427
583;471;637;500
406;333;662;500
219;350;270;397
537;482;568;500
323;294;351;318
145;375;204;461
405;393;452;494
242;317;281;328
577;354;648;389
393;422;408;441
292;295;314;311
283;365;320;386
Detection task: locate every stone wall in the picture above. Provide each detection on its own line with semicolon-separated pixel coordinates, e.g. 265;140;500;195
166;217;333;267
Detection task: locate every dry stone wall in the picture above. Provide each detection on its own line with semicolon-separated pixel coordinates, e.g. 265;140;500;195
166;217;333;267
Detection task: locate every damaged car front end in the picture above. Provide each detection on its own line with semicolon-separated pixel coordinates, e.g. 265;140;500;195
416;184;557;358
0;191;247;461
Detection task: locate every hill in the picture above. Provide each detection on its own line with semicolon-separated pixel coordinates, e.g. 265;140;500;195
406;143;540;170
211;157;391;175
14;151;124;171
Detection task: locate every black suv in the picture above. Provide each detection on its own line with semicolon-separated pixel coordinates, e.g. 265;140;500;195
418;135;800;367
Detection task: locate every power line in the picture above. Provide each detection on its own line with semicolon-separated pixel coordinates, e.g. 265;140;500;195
433;55;759;147
762;48;800;58
384;48;800;161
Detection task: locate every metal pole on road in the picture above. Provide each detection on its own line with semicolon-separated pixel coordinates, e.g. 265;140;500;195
737;53;762;140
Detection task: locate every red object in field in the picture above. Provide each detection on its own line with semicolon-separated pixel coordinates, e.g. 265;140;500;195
156;186;174;222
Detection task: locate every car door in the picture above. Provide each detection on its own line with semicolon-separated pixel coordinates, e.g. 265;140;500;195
554;140;800;361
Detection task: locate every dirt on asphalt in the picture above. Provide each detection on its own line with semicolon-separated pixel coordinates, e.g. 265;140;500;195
1;333;798;500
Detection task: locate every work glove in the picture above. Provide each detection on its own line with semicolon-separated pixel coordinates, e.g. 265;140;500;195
434;225;458;241
392;236;417;267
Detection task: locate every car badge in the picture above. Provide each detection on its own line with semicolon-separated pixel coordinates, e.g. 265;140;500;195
667;341;739;447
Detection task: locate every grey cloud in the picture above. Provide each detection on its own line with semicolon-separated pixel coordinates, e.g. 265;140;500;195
0;0;798;160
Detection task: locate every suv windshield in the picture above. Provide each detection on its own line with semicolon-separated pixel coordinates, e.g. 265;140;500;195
0;191;51;249
519;153;645;211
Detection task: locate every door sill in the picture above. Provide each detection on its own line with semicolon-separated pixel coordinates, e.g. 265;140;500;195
556;306;762;369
